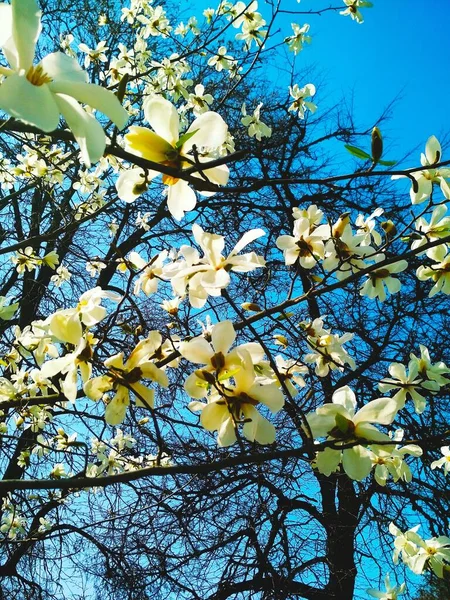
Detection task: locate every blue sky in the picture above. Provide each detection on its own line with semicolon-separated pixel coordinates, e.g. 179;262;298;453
290;0;450;159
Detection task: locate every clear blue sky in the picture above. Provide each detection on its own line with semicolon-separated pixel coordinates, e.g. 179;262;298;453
290;0;450;159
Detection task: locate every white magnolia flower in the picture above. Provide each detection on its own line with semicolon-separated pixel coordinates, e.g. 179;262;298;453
164;224;265;307
49;287;121;345
416;245;450;296
306;386;398;480
207;46;234;71
367;574;405;600
84;333;169;425
360;255;408;301
122;96;229;220
189;349;284;447
392;136;450;204
378;361;439;414
241;102;272;141
276;217;330;268
0;0;128;165
180;320;264;399
431;446;450;475
355;207;384;246
411;204;450;256
340;0;373;24
288;83;317;119
284;23;311;55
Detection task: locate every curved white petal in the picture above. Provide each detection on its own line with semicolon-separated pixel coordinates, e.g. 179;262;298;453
230;228;265;257
242;405;276;444
12;0;41;71
332;385;357;414
0;74;59;131
54;93;105;166
116;168;148;203
315;447;341;476
353;398;398;425
49;81;128;129
183;111;228;153
192;223;224;264
200;401;228;431
41;52;88;83
342;446;372;480
0;4;12;47
211;321;236;355
425;135;441;165
144;95;179;145
167;179;196;220
179;337;213;364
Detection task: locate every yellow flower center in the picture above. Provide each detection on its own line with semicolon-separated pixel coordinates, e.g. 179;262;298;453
162;174;180;186
26;65;52;86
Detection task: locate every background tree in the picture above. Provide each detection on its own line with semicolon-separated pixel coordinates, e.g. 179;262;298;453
0;1;449;600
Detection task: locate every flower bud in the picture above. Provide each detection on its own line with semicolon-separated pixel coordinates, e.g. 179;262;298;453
371;127;383;164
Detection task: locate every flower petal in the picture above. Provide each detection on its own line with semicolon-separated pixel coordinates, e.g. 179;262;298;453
49;81;129;129
211;321;236;355
125;125;172;163
144;95;179;145
167;179;196;220
0;74;60;131
41;51;88;83
12;0;41;71
353;398;398;425
342;446;372;480
0;4;12;47
54;93;105;167
183;111;228;153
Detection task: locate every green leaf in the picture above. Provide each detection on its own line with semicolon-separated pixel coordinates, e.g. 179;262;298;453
378;159;397;167
344;144;371;160
0;297;19;320
176;129;199;149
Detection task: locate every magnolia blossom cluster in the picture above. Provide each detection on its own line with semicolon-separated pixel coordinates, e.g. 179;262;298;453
118;224;266;308
116;95;229;220
378;345;450;414
276;204;408;302
180;320;284;446
389;523;450;578
0;0;128;165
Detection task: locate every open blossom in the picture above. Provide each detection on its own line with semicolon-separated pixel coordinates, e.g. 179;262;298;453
392;136;450;204
180;320;264;399
360;255;408;301
164;225;265;307
207;46;234;72
369;440;422;486
378;361;439;414
416;244;450;296
431;446;450;475
84;333;169;425
124;250;168;296
288;83;317;119
340;0;373;24
48;287;121;345
276;217;330;268
355;207;384;246
120;96;228;220
322;224;373;280
284;23;311;55
306;386;398;480
367;574;405;600
0;0;128;166
303;320;355;377
241;103;272;141
189;349;284;447
411;204;450;255
389;524;450;578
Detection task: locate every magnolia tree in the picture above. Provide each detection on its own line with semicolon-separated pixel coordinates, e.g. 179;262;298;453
0;0;449;598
